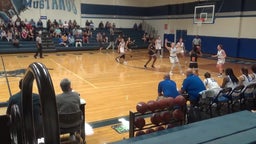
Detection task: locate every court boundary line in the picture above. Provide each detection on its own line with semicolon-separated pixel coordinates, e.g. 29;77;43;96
49;58;97;88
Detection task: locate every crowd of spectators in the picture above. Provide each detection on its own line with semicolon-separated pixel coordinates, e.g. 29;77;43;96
0;18;144;49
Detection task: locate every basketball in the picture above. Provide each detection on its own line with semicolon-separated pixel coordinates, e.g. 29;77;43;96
165;97;174;108
134;117;146;129
147;100;159;112
156;98;168;110
150;113;162;125
135;130;145;137
136;102;148;114
172;109;185;120
155;126;165;131
160;111;172;123
174;95;186;107
145;128;155;134
166;124;174;129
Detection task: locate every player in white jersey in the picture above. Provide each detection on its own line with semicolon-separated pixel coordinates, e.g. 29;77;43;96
176;37;185;57
203;72;220;89
250;64;256;83
115;38;127;64
238;67;253;87
212;44;226;77
165;39;183;75
155;35;162;57
199;72;221;98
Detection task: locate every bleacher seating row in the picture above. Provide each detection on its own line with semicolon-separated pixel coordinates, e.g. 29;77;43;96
0;28;148;53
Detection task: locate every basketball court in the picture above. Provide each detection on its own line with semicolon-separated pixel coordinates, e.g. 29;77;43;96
0;49;255;143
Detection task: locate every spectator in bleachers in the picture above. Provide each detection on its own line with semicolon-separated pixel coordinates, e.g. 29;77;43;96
58;35;67;47
138;22;142;31
13;27;20;39
27;28;34;41
221;68;238;89
0;28;7;41
37;19;43;29
133;23;138;31
74;32;83;47
105;21;109;29
54;26;62;38
63;21;69;34
98;21;104;30
112;23;116;30
15;17;21;31
97;32;104;51
102;32;108;43
30;19;36;27
89;20;94;30
12;36;19;48
68;33;75;46
61;33;68;46
85;20;90;30
7;30;13;42
46;19;51;32
82;31;89;44
53;19;58;27
58;19;63;31
21;28;28;40
72;20;77;28
49;24;55;37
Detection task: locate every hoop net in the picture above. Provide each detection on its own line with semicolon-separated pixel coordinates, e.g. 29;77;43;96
197;18;205;27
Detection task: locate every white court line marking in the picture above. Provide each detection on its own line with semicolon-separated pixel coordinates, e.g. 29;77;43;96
49;58;97;88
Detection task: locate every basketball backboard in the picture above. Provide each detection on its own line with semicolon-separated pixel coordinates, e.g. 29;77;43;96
194;5;215;24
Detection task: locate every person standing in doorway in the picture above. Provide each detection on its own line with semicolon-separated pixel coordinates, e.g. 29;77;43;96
34;33;43;58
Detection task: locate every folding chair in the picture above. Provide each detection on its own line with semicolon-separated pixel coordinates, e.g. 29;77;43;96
228;85;245;112
208;87;232;117
240;83;256;110
59;111;83;143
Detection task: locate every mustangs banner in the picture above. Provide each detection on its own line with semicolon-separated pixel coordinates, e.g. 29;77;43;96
0;0;27;22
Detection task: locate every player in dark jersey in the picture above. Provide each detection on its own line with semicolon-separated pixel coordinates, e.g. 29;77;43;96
189;45;202;75
144;39;157;68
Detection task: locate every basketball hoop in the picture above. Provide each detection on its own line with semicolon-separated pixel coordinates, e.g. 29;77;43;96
196;18;205;27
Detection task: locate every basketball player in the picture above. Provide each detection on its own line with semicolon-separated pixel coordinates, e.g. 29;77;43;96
144;39;157;68
176;37;185;57
155;35;162;57
115;38;127;64
211;44;226;77
165;39;183;75
188;45;202;75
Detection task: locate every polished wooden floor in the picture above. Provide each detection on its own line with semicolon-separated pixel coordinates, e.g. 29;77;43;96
0;49;254;144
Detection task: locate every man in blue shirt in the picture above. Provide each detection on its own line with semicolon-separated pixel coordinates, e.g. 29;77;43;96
180;68;206;105
158;73;179;99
